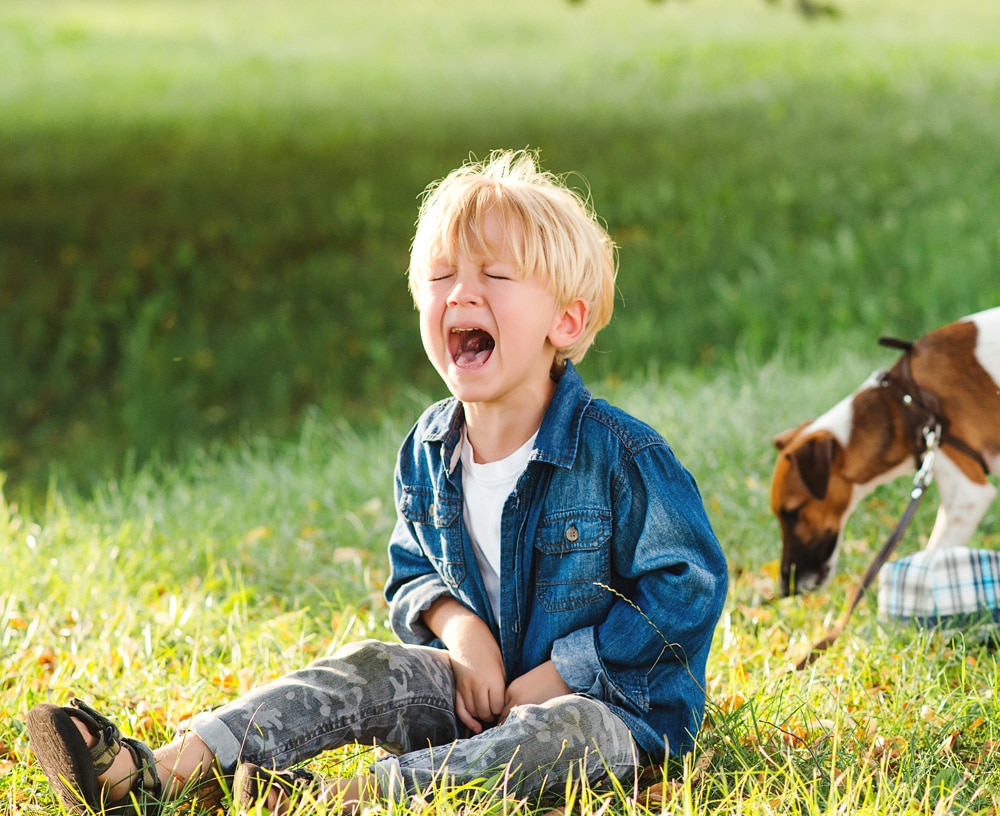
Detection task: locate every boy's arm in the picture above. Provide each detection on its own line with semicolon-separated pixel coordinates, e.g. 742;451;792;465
549;443;728;748
422;596;506;734
499;661;571;723
384;510;455;645
385;512;506;732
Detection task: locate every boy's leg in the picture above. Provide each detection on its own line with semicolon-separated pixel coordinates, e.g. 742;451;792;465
32;639;458;810
189;639;461;776
372;694;645;804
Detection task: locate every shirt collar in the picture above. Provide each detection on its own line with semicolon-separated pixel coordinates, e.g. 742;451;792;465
533;360;591;470
419;361;592;476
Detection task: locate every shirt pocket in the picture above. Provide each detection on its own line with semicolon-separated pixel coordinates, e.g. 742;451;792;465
534;512;611;612
398;488;466;587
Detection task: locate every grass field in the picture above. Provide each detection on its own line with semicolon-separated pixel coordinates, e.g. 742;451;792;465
5;353;999;813
3;0;1000;812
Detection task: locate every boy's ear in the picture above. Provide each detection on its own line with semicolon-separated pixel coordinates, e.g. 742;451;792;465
549;298;588;350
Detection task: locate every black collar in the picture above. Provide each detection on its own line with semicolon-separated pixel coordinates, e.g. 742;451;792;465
878;336;991;476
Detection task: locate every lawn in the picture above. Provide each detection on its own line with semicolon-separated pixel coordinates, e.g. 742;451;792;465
5;353;999;813
3;0;1000;812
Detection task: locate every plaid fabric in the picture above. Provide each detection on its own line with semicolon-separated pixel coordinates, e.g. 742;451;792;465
878;546;1000;624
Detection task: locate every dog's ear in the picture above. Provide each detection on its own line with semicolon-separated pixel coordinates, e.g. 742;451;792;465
773;421;812;451
790;435;838;501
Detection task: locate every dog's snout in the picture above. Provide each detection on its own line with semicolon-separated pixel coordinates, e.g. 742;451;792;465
780;529;839;596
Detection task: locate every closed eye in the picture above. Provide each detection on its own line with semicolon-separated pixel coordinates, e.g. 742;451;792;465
425;257;456;281
483;259;518;280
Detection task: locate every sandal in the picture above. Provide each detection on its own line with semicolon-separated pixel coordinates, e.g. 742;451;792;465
26;697;163;815
232;762;324;812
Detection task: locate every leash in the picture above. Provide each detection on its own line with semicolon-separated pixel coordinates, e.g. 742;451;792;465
794;425;940;671
792;334;991;670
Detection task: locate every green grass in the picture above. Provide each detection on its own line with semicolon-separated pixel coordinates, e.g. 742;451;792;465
3;1;1000;811
4;353;999;814
2;0;1000;495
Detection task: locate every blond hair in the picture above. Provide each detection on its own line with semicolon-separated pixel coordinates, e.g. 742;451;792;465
408;149;617;365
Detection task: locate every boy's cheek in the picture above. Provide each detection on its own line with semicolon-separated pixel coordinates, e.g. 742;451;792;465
409;283;431;311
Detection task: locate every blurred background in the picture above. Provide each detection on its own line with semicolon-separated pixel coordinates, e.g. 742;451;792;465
2;0;998;498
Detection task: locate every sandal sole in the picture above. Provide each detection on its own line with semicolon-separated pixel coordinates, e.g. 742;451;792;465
26;703;102;815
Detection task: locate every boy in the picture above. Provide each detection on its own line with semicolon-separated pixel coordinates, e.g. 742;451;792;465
27;150;728;814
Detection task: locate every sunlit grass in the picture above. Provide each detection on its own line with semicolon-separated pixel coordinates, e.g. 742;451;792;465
3;0;1000;494
4;352;998;813
4;0;1000;811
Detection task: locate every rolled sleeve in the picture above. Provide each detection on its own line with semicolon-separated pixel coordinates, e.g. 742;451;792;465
388;572;452;645
550;626;602;696
385;505;453;645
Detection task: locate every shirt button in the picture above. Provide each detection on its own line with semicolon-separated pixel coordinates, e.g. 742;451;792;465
565;526;579;542
428;502;436;521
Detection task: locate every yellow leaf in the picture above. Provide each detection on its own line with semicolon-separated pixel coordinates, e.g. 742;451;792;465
719;693;747;713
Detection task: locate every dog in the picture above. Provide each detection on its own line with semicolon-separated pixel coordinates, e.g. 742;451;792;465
771;307;1000;596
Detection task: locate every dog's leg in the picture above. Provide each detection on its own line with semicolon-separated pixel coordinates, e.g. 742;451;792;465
925;453;996;549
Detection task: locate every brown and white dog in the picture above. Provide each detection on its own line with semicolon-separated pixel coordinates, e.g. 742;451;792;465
771;307;1000;596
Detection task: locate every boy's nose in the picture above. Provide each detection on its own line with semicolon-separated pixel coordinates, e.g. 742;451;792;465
446;276;483;307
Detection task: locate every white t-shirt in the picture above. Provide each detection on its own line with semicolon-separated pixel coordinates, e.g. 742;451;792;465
460;430;537;624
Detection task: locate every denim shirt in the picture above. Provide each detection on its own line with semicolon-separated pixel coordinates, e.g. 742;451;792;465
385;362;728;760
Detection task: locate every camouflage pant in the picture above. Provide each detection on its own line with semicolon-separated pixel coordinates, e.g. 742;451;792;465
189;639;644;802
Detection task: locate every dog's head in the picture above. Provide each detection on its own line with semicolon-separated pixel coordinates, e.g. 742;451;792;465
770;423;855;596
771;374;917;595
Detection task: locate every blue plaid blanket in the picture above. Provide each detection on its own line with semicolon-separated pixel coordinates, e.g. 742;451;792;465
878;546;1000;625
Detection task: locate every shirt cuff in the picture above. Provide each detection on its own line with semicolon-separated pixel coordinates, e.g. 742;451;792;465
550;626;603;697
390;575;453;644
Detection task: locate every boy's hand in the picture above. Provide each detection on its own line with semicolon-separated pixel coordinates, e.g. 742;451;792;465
450;635;506;734
500;660;572;724
422;596;506;734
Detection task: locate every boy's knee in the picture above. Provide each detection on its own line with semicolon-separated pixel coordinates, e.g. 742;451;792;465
333;638;393;661
326;639;435;678
508;696;623;738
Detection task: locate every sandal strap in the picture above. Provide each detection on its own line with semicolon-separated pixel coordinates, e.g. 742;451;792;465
69;698;123;777
235;763;323;807
120;736;164;810
286;767;321;790
266;766;322;796
70;699;162;814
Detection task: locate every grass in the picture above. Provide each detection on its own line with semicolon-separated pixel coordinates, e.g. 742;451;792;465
4;352;999;814
3;0;1000;494
3;0;1000;811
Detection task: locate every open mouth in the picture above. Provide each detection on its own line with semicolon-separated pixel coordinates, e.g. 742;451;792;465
450;327;495;368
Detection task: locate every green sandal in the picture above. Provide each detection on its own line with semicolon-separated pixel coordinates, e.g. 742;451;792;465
232;762;324;812
26;698;162;815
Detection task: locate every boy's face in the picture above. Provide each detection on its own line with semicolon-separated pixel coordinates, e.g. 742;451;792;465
412;211;579;410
